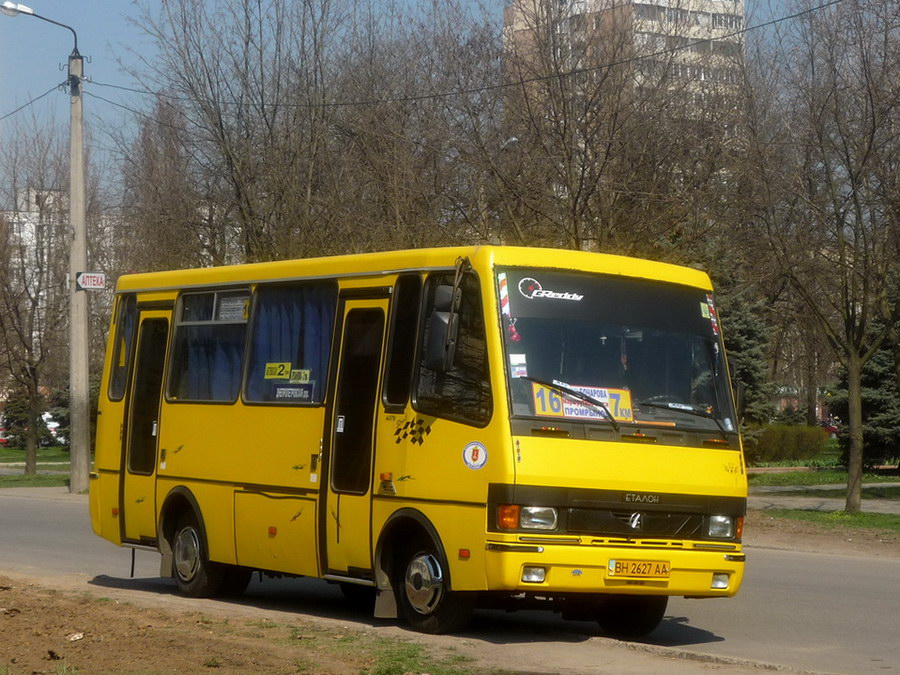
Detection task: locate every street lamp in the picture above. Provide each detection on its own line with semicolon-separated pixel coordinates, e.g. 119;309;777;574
2;1;90;494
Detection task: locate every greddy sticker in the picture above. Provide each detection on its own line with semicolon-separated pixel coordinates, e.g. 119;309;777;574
463;442;488;470
518;277;583;302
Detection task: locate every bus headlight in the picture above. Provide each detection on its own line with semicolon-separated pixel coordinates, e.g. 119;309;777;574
708;515;734;538
520;506;558;530
497;505;558;530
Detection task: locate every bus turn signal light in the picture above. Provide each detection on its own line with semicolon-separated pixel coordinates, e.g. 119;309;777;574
498;504;520;530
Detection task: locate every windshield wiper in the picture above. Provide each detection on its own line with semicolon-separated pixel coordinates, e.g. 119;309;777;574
637;401;729;440
519;376;620;432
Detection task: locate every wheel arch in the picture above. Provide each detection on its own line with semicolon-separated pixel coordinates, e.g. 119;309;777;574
372;508;451;618
157;486;207;578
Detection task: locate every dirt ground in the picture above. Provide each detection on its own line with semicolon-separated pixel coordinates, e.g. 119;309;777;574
1;511;898;675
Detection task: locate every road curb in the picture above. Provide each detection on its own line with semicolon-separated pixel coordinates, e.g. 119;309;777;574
616;639;833;674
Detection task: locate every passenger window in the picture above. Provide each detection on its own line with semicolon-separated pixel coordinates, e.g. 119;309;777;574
415;272;492;426
244;281;337;404
383;275;422;409
168;290;250;402
108;294;138;401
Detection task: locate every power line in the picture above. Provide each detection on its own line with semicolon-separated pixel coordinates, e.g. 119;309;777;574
0;82;67;122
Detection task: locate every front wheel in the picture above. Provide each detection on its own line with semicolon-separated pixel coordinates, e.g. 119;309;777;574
596;595;668;637
171;511;224;598
394;541;474;634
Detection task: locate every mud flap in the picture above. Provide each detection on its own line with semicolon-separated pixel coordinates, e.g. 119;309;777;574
374;584;397;618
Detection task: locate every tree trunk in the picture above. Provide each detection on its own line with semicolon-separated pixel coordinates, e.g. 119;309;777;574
805;352;818;427
844;356;864;513
24;432;37;476
23;395;41;476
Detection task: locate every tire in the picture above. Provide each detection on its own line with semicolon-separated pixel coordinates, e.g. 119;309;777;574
596;595;668;637
171;511;224;598
220;566;253;597
393;539;475;634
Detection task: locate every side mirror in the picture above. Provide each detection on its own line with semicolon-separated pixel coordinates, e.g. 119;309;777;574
434;284;459;312
424;310;458;371
733;380;746;417
424;285;460;372
728;357;745;415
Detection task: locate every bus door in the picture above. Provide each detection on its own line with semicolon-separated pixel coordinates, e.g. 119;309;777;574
121;309;170;544
323;296;388;577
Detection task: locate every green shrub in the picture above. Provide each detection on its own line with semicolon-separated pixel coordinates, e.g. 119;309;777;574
745;424;828;464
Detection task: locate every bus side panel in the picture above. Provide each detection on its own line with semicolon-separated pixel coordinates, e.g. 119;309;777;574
376;415;511;516
373;411;512;591
158;403;324;492
157;402;325;568
234;492;318;576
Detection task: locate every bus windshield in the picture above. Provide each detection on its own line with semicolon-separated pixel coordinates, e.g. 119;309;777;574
497;268;737;437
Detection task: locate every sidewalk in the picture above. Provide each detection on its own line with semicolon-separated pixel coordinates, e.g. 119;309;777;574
748;482;900;514
0;486;86;502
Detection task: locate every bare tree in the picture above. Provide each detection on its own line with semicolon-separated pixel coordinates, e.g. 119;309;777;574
739;0;900;511
0;120;70;473
499;0;742;255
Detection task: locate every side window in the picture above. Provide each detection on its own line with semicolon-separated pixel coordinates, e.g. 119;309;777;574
415;272;492;426
168;289;250;402
108;294;138;401
244;281;337;404
382;275;422;409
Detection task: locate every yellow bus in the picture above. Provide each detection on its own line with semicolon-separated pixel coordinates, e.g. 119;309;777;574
90;246;746;635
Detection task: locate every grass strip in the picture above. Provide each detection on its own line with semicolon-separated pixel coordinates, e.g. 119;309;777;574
0;473;69;488
772;486;900;500
749;470;899;486
0;446;71;463
762;509;900;535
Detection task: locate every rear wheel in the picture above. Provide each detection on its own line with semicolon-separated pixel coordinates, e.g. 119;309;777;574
394;539;474;634
171;511;224;598
596;595;668;637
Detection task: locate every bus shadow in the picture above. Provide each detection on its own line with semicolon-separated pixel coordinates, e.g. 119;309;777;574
88;574;723;648
463;609;723;647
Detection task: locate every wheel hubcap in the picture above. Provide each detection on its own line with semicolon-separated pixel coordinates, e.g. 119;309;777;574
174;526;201;582
404;552;444;615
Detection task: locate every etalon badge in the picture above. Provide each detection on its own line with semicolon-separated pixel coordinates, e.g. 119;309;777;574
628;512;643;530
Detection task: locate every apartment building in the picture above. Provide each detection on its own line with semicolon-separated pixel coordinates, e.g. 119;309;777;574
504;0;745;102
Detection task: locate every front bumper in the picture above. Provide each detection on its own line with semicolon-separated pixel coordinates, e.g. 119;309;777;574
484;538;745;597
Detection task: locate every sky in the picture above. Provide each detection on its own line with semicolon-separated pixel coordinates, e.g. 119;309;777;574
0;0;154;150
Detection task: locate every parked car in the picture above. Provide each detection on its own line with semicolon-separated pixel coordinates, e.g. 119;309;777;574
819;420;839;437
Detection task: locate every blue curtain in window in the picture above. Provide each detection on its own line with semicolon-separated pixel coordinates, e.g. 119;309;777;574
246;284;336;403
173;325;244;401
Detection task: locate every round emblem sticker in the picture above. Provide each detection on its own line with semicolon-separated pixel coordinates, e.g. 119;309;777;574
463;442;488;470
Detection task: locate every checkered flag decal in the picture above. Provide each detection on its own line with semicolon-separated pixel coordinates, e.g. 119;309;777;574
395;418;432;445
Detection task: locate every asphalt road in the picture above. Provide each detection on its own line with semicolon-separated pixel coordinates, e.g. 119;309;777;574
1;488;898;674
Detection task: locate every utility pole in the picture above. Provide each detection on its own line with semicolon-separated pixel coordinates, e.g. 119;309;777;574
1;2;90;493
68;45;90;494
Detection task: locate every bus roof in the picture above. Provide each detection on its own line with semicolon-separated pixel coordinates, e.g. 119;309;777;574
113;245;713;294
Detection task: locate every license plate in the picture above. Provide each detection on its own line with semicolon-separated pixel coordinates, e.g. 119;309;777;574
608;559;671;579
